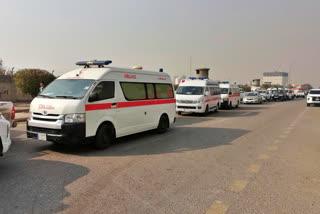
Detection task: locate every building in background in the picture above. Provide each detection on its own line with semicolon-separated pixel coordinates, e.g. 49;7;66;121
195;68;210;79
250;79;261;91
262;71;288;86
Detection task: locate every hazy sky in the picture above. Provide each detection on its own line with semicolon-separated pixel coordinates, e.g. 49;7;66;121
0;0;319;86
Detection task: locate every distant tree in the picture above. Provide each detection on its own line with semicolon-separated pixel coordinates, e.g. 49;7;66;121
287;84;294;89
261;83;271;89
174;84;179;90
0;59;5;76
14;69;56;97
271;84;282;88
239;84;251;92
301;83;313;90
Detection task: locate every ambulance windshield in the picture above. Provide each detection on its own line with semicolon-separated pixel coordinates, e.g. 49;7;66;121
39;79;95;99
176;86;204;95
220;88;229;94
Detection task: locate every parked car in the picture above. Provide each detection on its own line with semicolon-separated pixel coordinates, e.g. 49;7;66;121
240;88;245;103
27;60;176;149
0;112;11;156
257;90;271;102
294;88;305;98
0;102;16;128
269;88;280;101
285;89;294;100
243;92;263;104
278;89;288;101
307;89;320;106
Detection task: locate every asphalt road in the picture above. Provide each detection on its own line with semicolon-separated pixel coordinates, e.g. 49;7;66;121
1;99;319;214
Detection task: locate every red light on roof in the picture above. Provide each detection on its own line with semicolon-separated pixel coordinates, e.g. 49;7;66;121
181;80;185;83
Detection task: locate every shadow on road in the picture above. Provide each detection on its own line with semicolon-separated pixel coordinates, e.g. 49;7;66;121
32;126;249;158
0;135;89;214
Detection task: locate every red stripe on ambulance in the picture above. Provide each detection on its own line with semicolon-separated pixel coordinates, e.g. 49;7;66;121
85;99;176;111
205;97;221;102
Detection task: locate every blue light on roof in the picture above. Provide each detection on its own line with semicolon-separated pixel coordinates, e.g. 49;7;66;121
189;77;197;80
222;81;229;84
199;77;208;80
76;60;112;67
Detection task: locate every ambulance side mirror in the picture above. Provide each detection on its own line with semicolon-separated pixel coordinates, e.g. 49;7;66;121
229;92;232;95
205;91;210;96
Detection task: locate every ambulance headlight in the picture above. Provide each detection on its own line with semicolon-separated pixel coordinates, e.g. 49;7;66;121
196;98;204;103
64;113;86;123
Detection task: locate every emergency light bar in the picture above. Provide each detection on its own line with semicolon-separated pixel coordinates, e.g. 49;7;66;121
199;77;208;80
189;77;197;80
76;60;112;67
222;81;229;84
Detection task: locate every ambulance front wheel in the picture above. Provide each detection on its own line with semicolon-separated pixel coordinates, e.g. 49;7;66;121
94;123;115;150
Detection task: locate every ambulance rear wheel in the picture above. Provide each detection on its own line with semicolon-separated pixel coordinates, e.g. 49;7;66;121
94;124;114;150
157;114;169;134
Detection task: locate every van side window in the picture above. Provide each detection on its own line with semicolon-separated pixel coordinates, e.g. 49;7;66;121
209;87;214;96
89;81;114;102
214;87;221;95
146;84;155;99
121;82;147;100
155;84;174;99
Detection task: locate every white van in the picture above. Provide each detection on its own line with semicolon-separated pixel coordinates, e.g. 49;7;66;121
176;77;221;115
219;82;241;109
27;60;176;149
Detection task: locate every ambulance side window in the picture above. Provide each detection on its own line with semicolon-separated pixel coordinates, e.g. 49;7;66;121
155;84;174;99
121;82;147;100
89;81;114;102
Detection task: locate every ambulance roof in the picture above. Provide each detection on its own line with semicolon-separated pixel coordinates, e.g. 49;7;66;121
179;79;219;87
58;66;170;81
219;83;238;88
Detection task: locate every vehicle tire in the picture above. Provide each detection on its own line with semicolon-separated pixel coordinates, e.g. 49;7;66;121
307;103;310;107
215;104;219;112
229;102;232;109
157;114;169;133
203;105;209;116
177;111;182;115
236;101;239;108
94;124;114;150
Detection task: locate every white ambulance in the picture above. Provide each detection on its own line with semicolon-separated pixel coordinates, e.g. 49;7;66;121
27;60;176;149
219;82;241;109
176;77;221;115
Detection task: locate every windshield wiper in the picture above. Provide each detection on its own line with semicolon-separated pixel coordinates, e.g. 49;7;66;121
38;95;54;98
55;96;79;99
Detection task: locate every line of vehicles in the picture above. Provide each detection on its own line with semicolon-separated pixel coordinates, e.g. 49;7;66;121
0;60;314;156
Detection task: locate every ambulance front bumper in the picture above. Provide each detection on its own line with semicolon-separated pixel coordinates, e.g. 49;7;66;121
27;121;86;144
176;104;205;113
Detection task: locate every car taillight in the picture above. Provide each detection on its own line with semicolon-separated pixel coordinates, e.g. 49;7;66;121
12;106;15;119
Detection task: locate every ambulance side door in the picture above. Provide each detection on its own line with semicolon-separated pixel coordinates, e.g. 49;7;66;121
85;81;117;137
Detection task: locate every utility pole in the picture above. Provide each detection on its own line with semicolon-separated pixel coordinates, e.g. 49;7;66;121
189;56;192;77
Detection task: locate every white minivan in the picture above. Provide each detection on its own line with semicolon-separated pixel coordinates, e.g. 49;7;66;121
176;77;221;115
27;60;176;149
219;82;241;109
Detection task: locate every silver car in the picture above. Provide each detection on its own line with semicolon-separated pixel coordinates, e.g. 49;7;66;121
0;112;11;156
243;92;263;104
